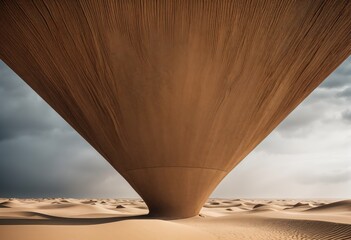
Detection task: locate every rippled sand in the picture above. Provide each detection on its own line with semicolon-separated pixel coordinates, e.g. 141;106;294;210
0;198;350;240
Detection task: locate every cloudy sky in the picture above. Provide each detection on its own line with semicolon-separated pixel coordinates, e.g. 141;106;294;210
0;57;350;199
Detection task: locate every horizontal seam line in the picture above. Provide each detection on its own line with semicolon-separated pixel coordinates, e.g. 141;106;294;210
126;166;227;173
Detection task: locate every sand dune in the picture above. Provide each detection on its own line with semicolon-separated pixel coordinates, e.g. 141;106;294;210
307;200;351;213
0;198;350;240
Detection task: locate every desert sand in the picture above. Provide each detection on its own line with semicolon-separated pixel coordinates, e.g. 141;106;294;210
0;198;350;240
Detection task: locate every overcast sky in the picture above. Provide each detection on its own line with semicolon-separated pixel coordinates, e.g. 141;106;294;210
0;57;350;199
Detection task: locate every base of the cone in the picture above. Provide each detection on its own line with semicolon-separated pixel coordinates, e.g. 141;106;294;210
147;207;200;219
125;167;227;219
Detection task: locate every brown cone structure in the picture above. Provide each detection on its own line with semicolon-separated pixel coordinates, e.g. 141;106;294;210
1;1;351;218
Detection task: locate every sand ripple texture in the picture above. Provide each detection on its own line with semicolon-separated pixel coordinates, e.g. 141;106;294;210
0;198;350;240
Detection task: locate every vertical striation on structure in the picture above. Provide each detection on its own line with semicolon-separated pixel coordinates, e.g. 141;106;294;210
0;0;350;218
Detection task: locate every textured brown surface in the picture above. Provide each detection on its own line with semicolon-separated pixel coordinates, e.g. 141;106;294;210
0;0;350;218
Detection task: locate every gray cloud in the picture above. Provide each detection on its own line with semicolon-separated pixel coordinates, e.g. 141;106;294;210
0;61;138;198
319;56;351;89
0;62;62;141
298;168;351;185
276;107;321;137
341;109;351;123
337;87;351;100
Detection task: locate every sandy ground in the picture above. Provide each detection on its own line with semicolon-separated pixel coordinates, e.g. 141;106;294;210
0;198;350;240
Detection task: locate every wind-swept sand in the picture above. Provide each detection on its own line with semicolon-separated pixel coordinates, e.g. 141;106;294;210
0;198;350;240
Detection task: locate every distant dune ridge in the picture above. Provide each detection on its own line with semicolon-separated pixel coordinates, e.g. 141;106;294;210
1;1;351;218
0;198;350;240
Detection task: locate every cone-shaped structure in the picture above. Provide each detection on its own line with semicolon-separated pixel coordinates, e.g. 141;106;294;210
1;1;351;218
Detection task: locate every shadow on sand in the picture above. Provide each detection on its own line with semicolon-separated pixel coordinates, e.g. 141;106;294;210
0;213;153;225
